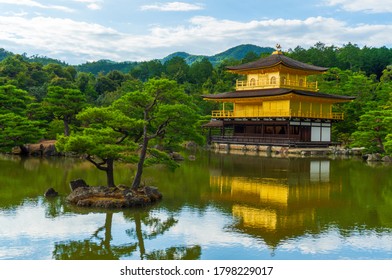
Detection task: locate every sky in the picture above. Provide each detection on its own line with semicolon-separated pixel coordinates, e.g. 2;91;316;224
0;0;391;64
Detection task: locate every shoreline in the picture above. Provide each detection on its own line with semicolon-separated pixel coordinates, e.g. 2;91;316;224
6;139;392;162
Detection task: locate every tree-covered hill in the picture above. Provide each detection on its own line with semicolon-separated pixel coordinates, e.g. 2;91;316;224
160;52;199;65
208;44;274;65
0;48;13;61
1;44;274;75
160;44;275;66
75;60;138;75
2;43;392;78
75;44;274;74
71;45;274;74
0;48;67;66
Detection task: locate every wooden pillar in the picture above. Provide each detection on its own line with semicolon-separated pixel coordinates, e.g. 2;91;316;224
310;103;313;118
299;101;302;118
287;122;290;139
320;103;323;118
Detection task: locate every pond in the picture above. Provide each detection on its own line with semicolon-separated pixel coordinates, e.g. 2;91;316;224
1;151;392;260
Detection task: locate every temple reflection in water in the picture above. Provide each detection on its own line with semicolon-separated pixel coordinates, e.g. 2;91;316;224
208;154;341;249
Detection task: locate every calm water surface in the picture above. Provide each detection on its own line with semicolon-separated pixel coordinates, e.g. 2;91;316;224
1;151;392;260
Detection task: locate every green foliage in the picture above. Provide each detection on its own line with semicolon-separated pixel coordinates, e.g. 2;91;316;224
385;134;392;155
209;44;274;65
163;57;189;83
241;51;260;63
25;54;67;66
94;73;118;96
112;78;203;188
113;79;202;146
189;58;213;84
0;48;13;61
76;60;137;75
288;42;392;78
76;107;144;136
57;127;135;160
0;113;44;152
129;59;163;82
315;67;392;141
57;107;141;160
0;55;28;79
56;107;141;186
144;148;180;170
76;72;98;103
155;103;204;149
45;119;64;139
351;109;392;153
43;86;87;136
161;45;273;66
381;66;392;83
96;78;143;106
0;84;33;115
43;63;74;81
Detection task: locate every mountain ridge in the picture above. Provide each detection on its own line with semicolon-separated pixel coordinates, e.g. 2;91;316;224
161;44;274;65
0;44;275;75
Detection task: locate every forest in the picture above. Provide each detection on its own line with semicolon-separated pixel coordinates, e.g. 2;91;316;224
1;42;392;164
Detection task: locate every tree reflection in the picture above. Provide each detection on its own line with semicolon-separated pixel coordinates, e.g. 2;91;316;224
145;245;201;260
53;212;137;260
42;197;65;218
53;210;201;260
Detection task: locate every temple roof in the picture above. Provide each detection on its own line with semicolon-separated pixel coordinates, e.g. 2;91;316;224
202;88;356;101
226;53;328;74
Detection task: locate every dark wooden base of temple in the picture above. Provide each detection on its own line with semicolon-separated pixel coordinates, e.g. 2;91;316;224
204;119;334;148
209;136;333;148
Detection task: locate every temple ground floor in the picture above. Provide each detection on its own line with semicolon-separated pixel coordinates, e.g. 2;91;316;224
204;119;336;148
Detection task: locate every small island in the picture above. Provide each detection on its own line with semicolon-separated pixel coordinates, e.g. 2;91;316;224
66;179;162;208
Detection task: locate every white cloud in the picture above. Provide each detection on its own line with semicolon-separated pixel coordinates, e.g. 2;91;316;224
144;16;392;53
0;0;74;12
0;14;391;64
0;204;105;239
325;0;392;13
73;0;103;10
0;0;42;7
141;2;204;12
0;203;107;259
87;3;101;10
280;227;392;255
4;11;29;17
0;16;122;62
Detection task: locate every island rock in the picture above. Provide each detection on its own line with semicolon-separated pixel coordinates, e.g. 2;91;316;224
44;187;58;198
69;178;89;191
66;184;162;208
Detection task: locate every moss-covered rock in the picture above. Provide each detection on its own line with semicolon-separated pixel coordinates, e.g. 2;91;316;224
66;184;162;208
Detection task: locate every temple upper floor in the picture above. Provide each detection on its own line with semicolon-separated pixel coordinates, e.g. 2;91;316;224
227;49;327;92
236;71;318;92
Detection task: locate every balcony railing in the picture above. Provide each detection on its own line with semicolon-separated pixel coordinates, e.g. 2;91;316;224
210;136;332;147
211;110;344;120
212;110;234;118
236;79;318;91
